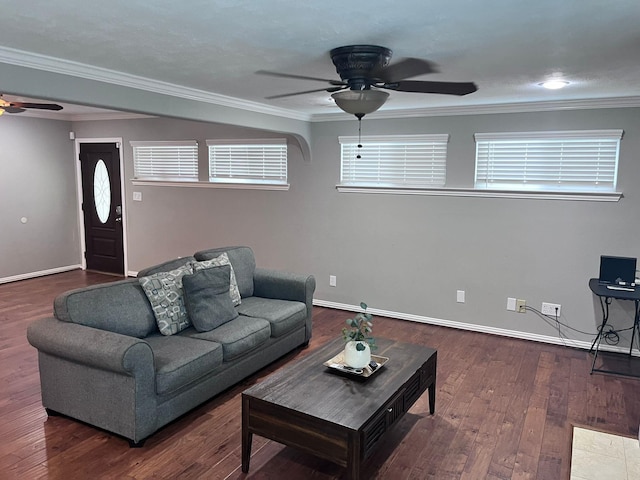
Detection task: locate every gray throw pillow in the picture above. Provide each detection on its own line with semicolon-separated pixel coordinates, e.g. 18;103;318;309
182;265;239;332
191;252;241;306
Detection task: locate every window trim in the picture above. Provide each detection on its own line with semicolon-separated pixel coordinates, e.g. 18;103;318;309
473;129;623;194
206;138;288;189
335;185;621;201
130;179;289;191
337;134;449;192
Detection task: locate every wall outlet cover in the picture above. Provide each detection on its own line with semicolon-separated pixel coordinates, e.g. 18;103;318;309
541;302;561;316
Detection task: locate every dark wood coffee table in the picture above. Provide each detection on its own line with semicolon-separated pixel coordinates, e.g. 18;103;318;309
242;337;437;479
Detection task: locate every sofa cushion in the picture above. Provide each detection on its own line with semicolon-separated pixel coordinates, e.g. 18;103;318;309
182;265;239;332
139;264;193;336
191;253;241;306
144;334;223;396
237;297;307;338
53;278;158;338
194;246;255;298
182;315;270;361
137;256;196;277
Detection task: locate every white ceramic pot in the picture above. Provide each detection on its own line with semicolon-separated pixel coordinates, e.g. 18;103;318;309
343;340;371;369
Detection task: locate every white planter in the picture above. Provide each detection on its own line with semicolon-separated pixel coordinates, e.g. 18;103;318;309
343;340;371;369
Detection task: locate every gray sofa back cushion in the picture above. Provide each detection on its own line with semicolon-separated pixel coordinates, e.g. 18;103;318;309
137;256;196;278
193;246;255;298
54;279;158;338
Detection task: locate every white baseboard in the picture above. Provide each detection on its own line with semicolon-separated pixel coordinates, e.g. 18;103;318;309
313;299;638;355
0;264;83;285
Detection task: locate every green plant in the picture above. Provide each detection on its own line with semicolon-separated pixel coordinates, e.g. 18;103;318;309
342;302;376;351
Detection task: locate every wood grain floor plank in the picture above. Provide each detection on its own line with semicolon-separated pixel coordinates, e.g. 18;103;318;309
1;270;640;479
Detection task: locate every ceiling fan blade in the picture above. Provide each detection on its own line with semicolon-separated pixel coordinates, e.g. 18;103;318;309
381;80;477;96
10;102;63;111
374;58;439;82
266;86;346;100
2;106;26;114
256;70;345;86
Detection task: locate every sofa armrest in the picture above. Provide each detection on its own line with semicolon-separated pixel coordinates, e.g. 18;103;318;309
27;317;154;375
253;268;316;304
253;268;316;343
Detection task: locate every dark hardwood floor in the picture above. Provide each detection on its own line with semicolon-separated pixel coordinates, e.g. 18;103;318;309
1;270;639;479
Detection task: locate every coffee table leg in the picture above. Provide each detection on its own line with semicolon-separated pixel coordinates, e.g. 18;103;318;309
428;380;436;415
242;395;252;473
242;430;252;472
347;433;361;480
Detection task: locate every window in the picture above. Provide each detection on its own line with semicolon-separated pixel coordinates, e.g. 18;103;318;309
207;138;287;187
474;130;623;192
131;141;198;181
338;134;449;189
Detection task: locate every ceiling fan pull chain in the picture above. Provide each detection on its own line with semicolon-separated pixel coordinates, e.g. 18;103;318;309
357;117;363;159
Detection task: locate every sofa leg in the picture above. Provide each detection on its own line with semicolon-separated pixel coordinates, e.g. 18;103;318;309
45;408;61;417
128;438;146;448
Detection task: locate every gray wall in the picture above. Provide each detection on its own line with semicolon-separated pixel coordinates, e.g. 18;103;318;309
15;107;640;348
71;117;311;270
0;115;79;279
308;108;640;347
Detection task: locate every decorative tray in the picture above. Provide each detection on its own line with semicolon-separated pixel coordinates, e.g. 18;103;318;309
323;352;389;378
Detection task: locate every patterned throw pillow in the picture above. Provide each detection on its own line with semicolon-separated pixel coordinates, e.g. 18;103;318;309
191;253;241;306
139;263;193;335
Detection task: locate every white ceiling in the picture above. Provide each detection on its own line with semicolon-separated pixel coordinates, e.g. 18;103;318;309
1;0;640;119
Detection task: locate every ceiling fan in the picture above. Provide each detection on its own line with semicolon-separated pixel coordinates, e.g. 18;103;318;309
258;45;477;118
0;95;63;115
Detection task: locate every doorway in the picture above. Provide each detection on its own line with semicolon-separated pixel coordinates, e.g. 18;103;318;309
78;141;126;275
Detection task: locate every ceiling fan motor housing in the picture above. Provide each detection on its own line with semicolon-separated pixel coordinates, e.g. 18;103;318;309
330;45;392;90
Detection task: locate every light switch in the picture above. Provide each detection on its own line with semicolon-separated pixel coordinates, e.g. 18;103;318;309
133;191;142;201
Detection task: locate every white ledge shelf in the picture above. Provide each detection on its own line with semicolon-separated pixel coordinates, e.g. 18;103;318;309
336;185;622;202
131;180;289;191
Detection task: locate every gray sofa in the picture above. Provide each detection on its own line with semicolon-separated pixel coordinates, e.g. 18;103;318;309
27;246;315;446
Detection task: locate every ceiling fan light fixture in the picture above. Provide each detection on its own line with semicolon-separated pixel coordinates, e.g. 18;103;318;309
331;89;389;117
540;80;570;90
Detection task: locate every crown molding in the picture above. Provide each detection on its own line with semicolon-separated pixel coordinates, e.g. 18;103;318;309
312;96;640;121
0;46;311;122
2;46;640;124
4;109;155;122
67;112;155;122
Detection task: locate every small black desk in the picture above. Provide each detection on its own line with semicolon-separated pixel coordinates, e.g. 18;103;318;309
588;278;640;377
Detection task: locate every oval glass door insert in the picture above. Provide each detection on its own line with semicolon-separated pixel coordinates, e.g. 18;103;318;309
94;159;111;224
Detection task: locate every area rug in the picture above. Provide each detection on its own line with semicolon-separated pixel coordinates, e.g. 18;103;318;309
571;426;640;479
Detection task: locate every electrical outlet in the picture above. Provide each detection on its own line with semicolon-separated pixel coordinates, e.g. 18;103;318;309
516;299;526;313
457;290;465;303
541;302;561;316
329;275;336;287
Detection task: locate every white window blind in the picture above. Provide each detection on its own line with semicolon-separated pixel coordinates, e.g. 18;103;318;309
207;138;287;185
474;130;623;192
130;140;198;181
339;134;449;188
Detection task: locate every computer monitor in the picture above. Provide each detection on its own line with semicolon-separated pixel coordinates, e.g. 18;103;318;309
598;255;637;285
